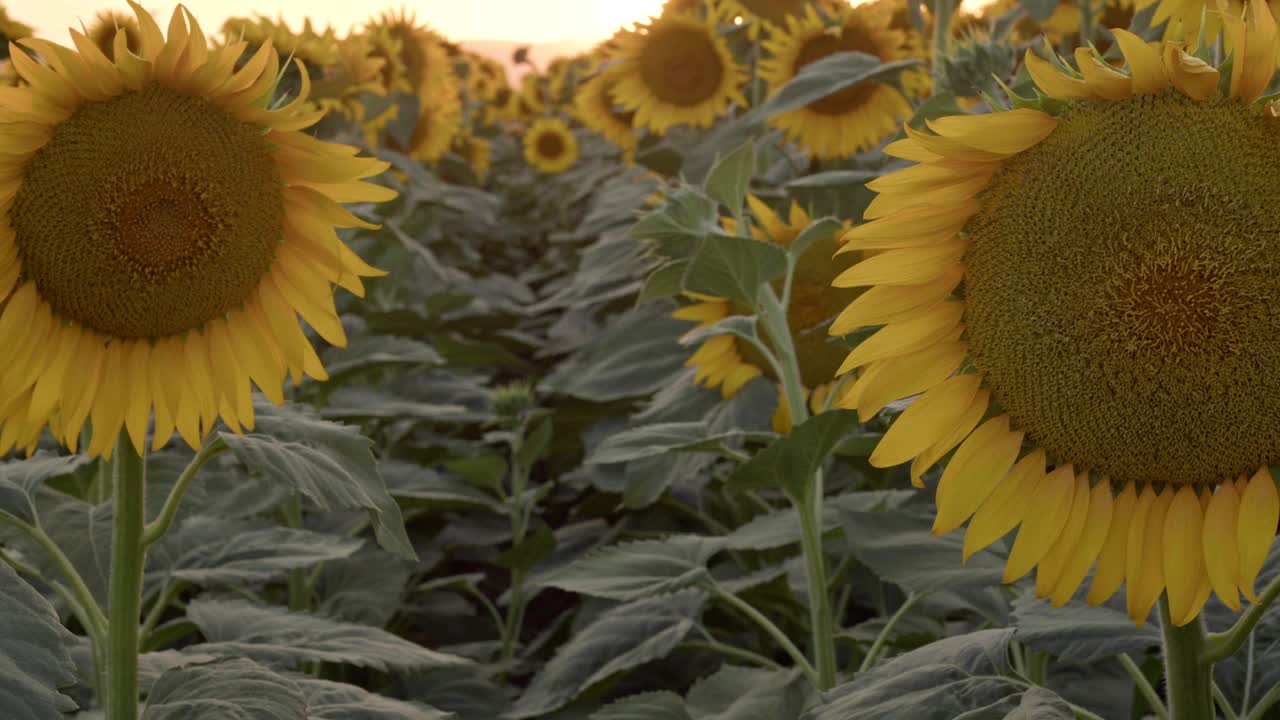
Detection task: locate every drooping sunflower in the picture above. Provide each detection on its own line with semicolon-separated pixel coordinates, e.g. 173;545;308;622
0;1;395;459
85;11;143;61
604;12;747;134
523;117;579;174
384;100;464;164
573;73;638;153
830;8;1280;626
366;9;455;103
675;196;855;433
760;5;912;159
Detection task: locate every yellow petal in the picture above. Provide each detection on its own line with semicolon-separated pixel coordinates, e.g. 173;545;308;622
832;241;966;289
924;108;1059;155
1087;481;1138;605
1163;43;1220;100
1203;481;1242;611
1024;48;1096;100
842;202;980;250
1163;485;1205;624
836;302;965;374
962;449;1046;562
1113;28;1170;93
122;340;152;457
853;340;967;422
932;415;1024;535
1074;47;1133;100
910;388;990;487
1237;466;1278;603
1003;466;1076;582
870;374;981;468
1050;480;1116;606
829;267;963;336
1036;471;1094;598
1127;485;1173;626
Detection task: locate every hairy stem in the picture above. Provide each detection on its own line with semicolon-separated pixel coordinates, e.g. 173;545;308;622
106;433;146;720
1159;597;1213;720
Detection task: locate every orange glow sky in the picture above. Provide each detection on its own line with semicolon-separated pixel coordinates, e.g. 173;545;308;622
19;0;669;44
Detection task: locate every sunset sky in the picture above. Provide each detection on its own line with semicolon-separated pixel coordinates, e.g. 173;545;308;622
18;0;668;44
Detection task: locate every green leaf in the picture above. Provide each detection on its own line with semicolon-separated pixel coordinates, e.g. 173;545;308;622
676;316;762;353
515;417;553;471
315;545;413;627
219;401;415;560
187;598;470;671
0;562;78;719
802;630;1020;720
320;388;468;424
494;526;558;572
141;659;305;720
321;335;444;381
509;591;707;718
725;490;913;550
543;304;692;402
539;536;723;600
704;141;756;217
0;454;93;524
442;454;508;496
640;260;693;303
630;187;720;250
592;692;691;720
1011;591;1160;662
382;461;501;513
838;509;1008;620
404;667;512;720
297;677;455;720
151;518;363;586
787;217;846;263
685;666;814;720
1001;687;1075;720
727;410;859;496
589;422;747;465
784;170;878;189
760;52;923;119
682;232;788;309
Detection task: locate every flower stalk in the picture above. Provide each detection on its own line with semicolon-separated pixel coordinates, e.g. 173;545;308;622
1159;597;1213;720
106;432;146;720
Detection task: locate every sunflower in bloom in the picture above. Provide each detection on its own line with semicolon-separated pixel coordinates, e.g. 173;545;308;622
829;7;1280;626
523;117;579;174
86;11;143;61
573;73;638;154
716;0;849;37
604;12;747;134
760;5;912;159
676;197;855;433
0;1;395;459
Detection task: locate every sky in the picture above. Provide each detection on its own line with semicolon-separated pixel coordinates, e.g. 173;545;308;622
17;0;669;45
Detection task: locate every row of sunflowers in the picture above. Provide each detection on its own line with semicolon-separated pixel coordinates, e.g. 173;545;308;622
2;0;1280;718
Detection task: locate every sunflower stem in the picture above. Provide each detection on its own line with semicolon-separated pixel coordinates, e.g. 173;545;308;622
1159;596;1214;720
1204;571;1280;663
1117;653;1169;720
141;437;226;547
930;0;958;89
106;432;146;720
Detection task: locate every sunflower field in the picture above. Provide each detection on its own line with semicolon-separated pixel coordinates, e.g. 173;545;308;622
3;0;1280;717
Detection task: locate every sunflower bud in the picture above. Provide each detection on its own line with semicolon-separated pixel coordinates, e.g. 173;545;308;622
934;30;1015;99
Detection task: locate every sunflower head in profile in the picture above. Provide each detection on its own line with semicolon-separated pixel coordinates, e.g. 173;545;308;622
675;196;856;433
366;9;456;103
383;100;464;164
760;5;912;159
85;11;143;61
830;6;1280;626
573;73;638;153
523;116;579;174
604;12;747;134
0;1;396;459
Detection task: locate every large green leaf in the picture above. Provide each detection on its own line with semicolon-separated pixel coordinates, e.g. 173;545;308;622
1002;687;1075;719
704;141;756;217
725;490;913;550
404;667;511;720
759;53;923;119
149;517;362;586
509;591;707;718
539;536;724;600
0;454;93;525
803;630;1030;720
588;423;747;465
1011;591;1160;662
187;598;469;671
297;677;454;720
315;545;413;627
629;187;720;250
727;411;859;496
682;233;788;309
592;692;691;720
321;335;444;382
685;666;814;720
142;659;304;720
219;401;415;560
543;304;691;402
0;562;78;719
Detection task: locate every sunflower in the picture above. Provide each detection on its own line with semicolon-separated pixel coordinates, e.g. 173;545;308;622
523;117;579;174
366;9;455;102
385;100;464;164
604;12;747;134
573;73;638;153
0;3;31;52
306;34;386;123
675;197;855;433
760;5;912;159
452;133;492;178
716;0;849;36
0;1;395;459
85;11;143;61
867;0;932;99
830;7;1280;626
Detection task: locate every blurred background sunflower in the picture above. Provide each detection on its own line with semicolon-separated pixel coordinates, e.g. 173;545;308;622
524;116;579;173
